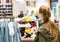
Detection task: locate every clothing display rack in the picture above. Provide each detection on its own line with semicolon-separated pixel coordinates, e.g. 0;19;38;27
0;16;15;21
0;12;14;22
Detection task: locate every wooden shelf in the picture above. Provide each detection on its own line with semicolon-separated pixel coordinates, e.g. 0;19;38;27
0;8;5;10
0;16;15;19
21;38;34;42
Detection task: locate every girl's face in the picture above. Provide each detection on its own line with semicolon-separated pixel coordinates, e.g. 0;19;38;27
39;13;44;21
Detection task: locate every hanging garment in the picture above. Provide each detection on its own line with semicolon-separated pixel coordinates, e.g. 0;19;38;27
8;22;15;37
0;22;4;42
4;21;10;42
0;22;2;42
8;21;22;42
8;22;21;42
0;20;10;42
13;22;21;42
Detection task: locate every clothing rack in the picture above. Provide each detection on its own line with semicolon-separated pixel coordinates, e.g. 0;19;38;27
0;16;15;21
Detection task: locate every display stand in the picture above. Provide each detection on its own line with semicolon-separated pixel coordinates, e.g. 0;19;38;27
21;38;34;42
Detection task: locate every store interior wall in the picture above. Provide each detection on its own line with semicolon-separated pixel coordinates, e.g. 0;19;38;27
12;0;50;17
12;0;26;17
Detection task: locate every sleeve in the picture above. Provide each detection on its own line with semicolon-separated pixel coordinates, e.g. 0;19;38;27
34;32;39;42
37;28;54;39
18;23;31;28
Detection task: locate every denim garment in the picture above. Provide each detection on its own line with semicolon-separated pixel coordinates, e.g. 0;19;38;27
0;20;10;42
13;22;21;42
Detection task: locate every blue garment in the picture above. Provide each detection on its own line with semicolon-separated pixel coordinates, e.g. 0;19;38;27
0;20;10;42
0;20;21;42
0;22;2;42
4;21;10;42
13;22;21;42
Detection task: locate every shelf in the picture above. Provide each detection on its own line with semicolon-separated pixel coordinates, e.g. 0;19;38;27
21;38;34;42
4;3;12;5
0;10;4;11
21;38;34;41
0;16;14;19
5;13;12;14
0;3;12;16
0;8;5;10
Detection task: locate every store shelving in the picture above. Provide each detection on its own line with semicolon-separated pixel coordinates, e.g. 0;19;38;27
0;0;13;16
5;3;12;16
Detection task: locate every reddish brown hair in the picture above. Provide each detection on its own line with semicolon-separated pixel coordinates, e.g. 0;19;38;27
39;6;58;42
39;6;51;21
